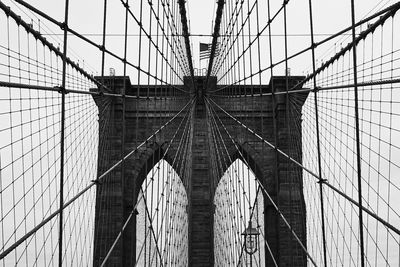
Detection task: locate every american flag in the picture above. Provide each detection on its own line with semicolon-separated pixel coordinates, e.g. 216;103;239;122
199;42;212;60
199;42;220;60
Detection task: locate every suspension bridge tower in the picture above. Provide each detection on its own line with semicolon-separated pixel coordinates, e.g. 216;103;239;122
91;75;308;266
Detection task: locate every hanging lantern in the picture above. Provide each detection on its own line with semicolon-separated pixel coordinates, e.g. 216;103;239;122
241;221;260;255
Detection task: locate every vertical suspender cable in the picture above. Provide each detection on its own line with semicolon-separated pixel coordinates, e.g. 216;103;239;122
283;2;294;265
100;0;108;81
266;0;280;263
59;0;70;266
307;0;328;265
350;0;365;266
121;0;129;264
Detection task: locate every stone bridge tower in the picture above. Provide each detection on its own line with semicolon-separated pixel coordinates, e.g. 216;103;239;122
91;75;308;266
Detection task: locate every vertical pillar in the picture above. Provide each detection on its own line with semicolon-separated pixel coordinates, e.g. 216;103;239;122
91;77;138;266
187;76;217;266
272;77;308;266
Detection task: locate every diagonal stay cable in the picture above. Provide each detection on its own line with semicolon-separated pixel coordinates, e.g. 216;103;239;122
0;97;194;260
207;97;400;237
